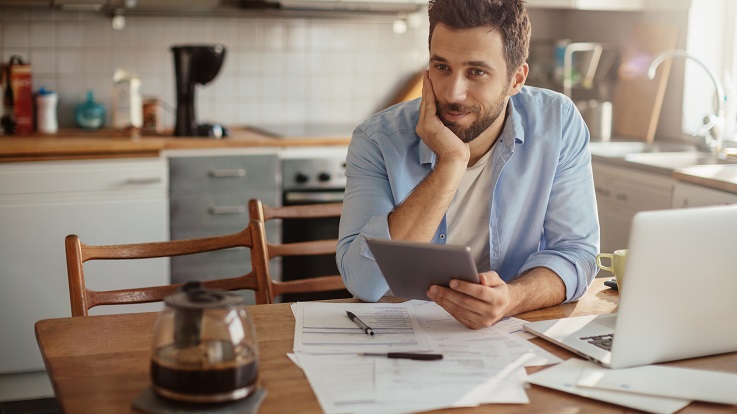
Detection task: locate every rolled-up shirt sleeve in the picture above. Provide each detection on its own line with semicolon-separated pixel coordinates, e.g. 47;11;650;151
518;100;599;302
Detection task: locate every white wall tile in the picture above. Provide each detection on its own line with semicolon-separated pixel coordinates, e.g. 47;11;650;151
238;52;261;74
82;22;110;48
3;23;29;48
260;75;284;98
83;49;112;75
30;23;55;48
238;75;262;99
286;20;309;52
30;49;56;74
57;50;82;74
263;24;286;52
57;23;82;48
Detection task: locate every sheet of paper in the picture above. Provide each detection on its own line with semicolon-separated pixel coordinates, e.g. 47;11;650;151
577;363;737;405
293;302;436;354
526;359;692;414
408;300;562;367
375;354;529;406
296;353;457;414
295;353;377;412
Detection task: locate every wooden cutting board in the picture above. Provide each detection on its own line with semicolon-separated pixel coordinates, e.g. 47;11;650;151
612;23;679;143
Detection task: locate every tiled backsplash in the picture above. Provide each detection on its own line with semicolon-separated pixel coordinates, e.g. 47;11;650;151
0;7;430;131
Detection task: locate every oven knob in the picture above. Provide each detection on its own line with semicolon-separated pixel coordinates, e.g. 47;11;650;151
295;173;309;184
318;172;331;182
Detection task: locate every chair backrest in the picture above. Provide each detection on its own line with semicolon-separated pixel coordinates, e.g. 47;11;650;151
247;199;347;302
65;220;273;316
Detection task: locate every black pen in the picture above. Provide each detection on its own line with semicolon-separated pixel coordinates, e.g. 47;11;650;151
346;311;374;335
359;352;444;361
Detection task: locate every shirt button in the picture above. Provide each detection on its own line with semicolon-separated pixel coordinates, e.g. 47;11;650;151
439;234;445;239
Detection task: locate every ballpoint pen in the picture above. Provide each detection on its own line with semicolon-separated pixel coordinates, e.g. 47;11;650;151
346;310;374;335
359;352;443;361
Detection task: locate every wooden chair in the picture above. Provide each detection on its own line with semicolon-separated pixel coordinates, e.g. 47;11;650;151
65;220;273;317
247;199;348;302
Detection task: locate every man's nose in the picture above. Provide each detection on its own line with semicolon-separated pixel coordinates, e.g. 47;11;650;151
442;74;468;103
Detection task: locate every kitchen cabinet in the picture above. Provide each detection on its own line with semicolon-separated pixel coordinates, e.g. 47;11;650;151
0;158;168;377
592;160;675;253
166;149;280;303
672;181;737;208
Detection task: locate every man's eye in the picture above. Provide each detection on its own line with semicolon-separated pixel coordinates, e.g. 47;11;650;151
470;69;486;76
435;64;449;71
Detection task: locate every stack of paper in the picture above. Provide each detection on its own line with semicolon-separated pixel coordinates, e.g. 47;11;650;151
290;301;561;414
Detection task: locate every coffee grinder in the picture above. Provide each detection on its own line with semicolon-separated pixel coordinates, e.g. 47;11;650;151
171;45;227;137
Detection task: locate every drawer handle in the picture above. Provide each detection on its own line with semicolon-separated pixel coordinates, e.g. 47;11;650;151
209;169;246;178
125;177;162;185
209;205;247;215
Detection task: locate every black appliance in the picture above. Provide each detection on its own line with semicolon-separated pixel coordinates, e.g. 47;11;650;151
171;45;227;137
280;148;351;302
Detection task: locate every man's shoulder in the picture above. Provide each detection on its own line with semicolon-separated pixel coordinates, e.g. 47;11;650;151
514;86;573;110
356;98;421;141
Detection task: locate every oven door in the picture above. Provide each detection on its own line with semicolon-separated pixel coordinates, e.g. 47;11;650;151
280;189;351;302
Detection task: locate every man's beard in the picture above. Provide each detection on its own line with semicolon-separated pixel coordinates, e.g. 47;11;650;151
437;94;506;143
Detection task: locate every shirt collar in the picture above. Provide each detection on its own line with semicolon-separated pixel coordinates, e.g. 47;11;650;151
418;97;525;165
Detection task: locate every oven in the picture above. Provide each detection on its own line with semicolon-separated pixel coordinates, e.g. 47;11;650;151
279;147;352;302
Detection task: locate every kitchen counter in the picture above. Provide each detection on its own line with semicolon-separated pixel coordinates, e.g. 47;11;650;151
589;140;737;195
673;164;737;195
0;127;352;162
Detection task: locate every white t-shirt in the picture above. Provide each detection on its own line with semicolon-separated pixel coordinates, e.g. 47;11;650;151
446;149;494;272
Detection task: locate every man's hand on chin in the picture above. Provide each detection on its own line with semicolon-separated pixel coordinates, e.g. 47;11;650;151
426;272;511;329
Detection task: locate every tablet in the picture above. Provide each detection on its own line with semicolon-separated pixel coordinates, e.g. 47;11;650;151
366;238;479;300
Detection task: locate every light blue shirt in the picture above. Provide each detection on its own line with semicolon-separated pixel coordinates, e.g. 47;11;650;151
337;86;600;303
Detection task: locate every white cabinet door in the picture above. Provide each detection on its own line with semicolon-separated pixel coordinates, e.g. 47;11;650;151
0;158;169;374
672;181;737;208
592;161;675;253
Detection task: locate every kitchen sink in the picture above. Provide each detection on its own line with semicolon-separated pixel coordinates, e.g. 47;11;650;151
623;152;737;170
588;141;697;157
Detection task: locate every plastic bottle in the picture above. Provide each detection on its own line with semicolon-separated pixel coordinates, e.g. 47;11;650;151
36;87;58;134
75;90;106;130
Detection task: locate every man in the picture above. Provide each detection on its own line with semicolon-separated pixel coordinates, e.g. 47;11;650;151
337;0;599;329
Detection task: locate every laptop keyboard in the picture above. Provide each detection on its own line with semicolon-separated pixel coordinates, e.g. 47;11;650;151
580;333;614;351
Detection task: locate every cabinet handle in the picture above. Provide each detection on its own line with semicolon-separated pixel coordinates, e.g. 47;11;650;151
125;177;162;185
209;168;246;178
209;205;247;215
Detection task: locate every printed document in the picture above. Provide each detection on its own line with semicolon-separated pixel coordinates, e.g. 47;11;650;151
293;301;437;354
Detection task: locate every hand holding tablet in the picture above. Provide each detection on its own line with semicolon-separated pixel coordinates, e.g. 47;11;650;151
366;238;480;300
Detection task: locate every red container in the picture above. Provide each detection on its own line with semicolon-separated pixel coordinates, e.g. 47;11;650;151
9;59;33;135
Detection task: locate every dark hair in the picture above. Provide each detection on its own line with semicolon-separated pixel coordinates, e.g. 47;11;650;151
428;0;531;79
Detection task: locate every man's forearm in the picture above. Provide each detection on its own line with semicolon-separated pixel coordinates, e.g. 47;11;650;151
505;267;566;317
388;159;466;242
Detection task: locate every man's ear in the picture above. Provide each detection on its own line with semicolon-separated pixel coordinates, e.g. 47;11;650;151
508;63;528;96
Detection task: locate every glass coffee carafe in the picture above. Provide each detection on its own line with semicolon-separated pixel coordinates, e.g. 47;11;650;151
150;282;259;403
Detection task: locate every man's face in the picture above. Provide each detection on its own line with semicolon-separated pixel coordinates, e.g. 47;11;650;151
428;24;513;143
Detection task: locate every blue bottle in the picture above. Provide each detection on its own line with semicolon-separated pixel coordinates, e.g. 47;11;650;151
75;90;106;130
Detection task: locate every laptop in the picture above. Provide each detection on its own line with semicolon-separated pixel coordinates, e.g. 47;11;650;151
524;205;737;369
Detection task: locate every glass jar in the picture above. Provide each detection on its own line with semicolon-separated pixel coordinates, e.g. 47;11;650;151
150;282;259;403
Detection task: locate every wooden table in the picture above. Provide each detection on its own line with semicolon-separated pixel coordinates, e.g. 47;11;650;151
35;278;737;413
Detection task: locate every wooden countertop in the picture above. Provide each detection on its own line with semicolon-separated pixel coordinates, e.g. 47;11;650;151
0;127;351;162
673;164;737;194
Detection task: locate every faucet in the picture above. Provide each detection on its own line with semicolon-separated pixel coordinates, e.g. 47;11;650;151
648;49;726;155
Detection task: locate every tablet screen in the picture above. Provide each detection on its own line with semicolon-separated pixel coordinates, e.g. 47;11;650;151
366;238;479;300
